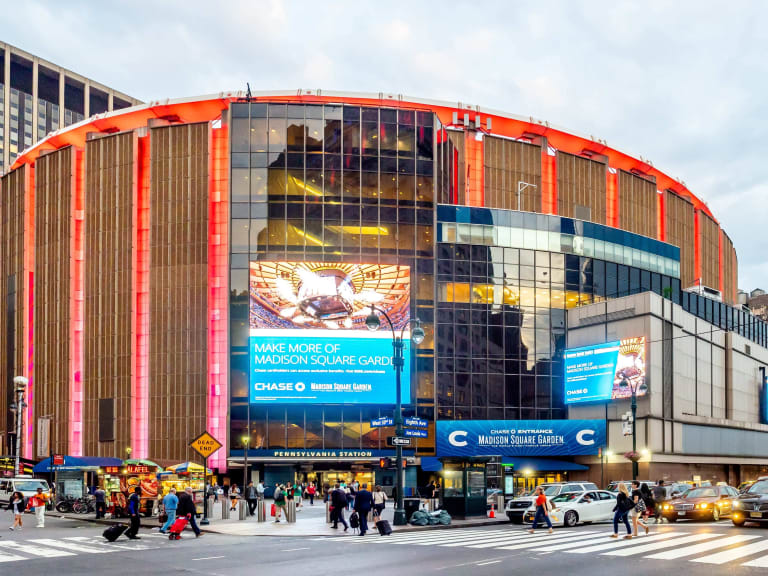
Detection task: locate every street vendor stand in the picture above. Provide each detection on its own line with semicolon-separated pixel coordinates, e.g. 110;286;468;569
99;460;162;517
158;462;209;514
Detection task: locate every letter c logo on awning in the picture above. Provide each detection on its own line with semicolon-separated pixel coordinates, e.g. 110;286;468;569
576;429;595;446
448;430;468;447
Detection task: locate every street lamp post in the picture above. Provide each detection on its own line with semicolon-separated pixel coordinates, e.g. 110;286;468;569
517;181;538;211
12;376;28;476
619;377;647;481
242;435;250;493
366;306;424;526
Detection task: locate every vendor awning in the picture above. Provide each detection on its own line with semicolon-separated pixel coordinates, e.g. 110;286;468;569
164;462;211;474
33;456;123;473
501;457;588;472
420;457;443;472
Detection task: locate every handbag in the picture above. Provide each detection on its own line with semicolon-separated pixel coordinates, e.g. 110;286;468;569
158;513;168;524
270;503;276;517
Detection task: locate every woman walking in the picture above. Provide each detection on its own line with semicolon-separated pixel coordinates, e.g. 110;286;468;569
372;485;388;518
229;483;240;511
630;480;650;536
528;486;553;534
612;483;634;539
8;491;25;531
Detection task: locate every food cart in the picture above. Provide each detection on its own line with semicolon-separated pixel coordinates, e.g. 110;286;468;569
158;462;209;514
100;460;162;517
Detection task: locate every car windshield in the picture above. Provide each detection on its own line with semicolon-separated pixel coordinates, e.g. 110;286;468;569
15;481;48;492
747;480;768;494
542;486;561;496
552;493;579;503
686;488;717;498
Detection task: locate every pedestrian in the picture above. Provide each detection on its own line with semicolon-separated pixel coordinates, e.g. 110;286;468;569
630;480;649;536
425;480;436;499
256;480;265;501
345;482;355;511
285;482;295;505
245;481;258;516
372;485;387;518
273;484;286;523
124;487;142;540
8;491;25;531
330;483;349;531
353;483;373;536
528;486;553;534
27;487;47;527
159;488;178;534
94;486;107;519
229;483;240;511
611;483;633;539
307;482;316;506
652;480;667;523
295;482;303;509
640;482;654;523
178;487;202;538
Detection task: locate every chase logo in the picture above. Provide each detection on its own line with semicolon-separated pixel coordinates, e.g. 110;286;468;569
576;429;595;446
295;382;306;392
448;430;469;447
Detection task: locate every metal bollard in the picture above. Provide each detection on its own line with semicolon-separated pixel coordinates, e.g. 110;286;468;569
221;499;230;520
257;499;266;522
326;500;331;523
239;500;247;520
204;496;214;522
286;499;297;523
496;494;505;515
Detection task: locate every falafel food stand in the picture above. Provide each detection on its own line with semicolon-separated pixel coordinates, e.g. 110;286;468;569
110;460;162;516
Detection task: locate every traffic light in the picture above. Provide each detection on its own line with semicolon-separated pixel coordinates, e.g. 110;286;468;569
379;457;392;469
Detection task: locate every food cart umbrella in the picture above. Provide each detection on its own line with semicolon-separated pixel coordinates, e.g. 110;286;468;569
166;462;212;474
124;459;164;471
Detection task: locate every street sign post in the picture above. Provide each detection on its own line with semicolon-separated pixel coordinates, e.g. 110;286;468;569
189;431;222;526
403;429;428;438
386;436;412;447
370;417;394;428
404;417;428;428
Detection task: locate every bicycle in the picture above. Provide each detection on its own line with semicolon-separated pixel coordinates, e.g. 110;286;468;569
55;495;77;513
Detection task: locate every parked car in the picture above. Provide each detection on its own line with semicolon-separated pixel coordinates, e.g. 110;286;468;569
0;476;52;504
732;478;768;526
738;481;754;494
661;485;739;522
523;490;617;527
505;481;598;524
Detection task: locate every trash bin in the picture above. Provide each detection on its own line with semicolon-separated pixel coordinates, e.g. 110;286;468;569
403;498;421;522
257;499;266;522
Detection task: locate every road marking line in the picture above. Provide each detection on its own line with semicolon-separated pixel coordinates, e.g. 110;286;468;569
439;531;566;547
29;538;114;554
498;532;607;551
602;533;721;556
281;547;310;552
566;532;684;554
192;556;225;561
0;550;24;563
365;530;494;543
0;541;76;557
645;534;761;560
528;532;620;552
466;531;600;549
476;560;502;566
743;553;768;568
692;539;768;564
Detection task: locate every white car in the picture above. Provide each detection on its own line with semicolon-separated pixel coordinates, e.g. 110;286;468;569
506;482;599;524
524;490;617;527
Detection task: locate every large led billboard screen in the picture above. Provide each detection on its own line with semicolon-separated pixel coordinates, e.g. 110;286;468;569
249;262;411;404
564;337;646;404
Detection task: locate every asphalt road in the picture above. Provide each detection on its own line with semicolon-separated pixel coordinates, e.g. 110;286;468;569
2;514;768;575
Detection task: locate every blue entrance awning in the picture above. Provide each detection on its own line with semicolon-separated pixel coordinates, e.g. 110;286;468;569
33;456;123;473
501;457;588;472
420;457;443;472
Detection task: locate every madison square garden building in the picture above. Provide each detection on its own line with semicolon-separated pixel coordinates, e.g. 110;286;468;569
2;90;767;500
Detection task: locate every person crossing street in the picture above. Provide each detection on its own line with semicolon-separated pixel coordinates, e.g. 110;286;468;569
178;487;202;538
159;488;178;534
27;487;47;528
528;486;553;534
353;483;373;536
124;487;142;540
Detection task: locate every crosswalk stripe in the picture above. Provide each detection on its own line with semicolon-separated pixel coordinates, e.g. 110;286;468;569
602;533;721;556
365;530;491;543
566;532;684;554
0;550;25;563
0;540;76;558
742;554;768;568
29;538;114;554
63;536;154;551
532;532;628;552
691;539;768;564
467;531;600;549
497;531;608;551
392;531;500;545
644;534;761;560
439;531;557;547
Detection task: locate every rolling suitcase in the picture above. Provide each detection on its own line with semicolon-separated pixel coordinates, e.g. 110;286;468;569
103;524;128;542
168;515;189;540
375;519;392;536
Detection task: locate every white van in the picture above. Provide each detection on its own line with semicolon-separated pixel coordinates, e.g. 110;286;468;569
0;476;51;504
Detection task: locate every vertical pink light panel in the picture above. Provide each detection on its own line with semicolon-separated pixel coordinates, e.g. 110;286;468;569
208;120;229;472
23;166;35;460
69;148;85;456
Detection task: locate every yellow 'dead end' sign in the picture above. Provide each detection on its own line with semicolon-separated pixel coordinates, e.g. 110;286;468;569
189;431;223;459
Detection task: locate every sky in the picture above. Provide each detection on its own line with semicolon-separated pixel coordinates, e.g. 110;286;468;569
2;0;767;290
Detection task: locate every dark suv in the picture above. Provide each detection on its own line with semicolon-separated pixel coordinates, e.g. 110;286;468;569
732;477;768;526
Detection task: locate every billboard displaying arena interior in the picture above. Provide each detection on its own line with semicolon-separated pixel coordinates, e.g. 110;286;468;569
564;337;647;404
249;262;411;404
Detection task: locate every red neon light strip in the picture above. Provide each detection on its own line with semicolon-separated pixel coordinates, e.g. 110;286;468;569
541;146;557;215
69;148;85;455
452;145;459;204
208;121;229;471
606;169;618;227
131;135;150;459
694;209;701;285
464;132;484;207
657;191;665;242
23;166;35;460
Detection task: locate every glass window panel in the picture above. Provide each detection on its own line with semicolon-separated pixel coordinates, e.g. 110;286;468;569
250;117;267;152
232;219;249;253
231;168;250;203
362;122;378;155
306;118;323;153
324;119;341;153
285;169;305;199
231;119;249;152
417;125;433;159
251;168;267;202
343;120;360;155
361;171;379;200
416;175;433;203
379;123;397;156
268;117;286;152
250;219;267;252
398;125;415;157
286;119;305;153
398;173;415;202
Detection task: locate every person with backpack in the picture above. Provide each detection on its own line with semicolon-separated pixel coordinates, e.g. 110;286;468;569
353;483;373;536
8;491;25;531
330;483;349;531
273;484;286;523
611;483;634;539
528;486;553;534
630;480;650;536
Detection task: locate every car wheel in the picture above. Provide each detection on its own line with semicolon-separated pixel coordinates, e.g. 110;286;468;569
732;517;746;527
712;507;720;522
564;510;578;528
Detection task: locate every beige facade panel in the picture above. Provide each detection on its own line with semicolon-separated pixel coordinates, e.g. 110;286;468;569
699;211;719;291
618;170;657;239
483;135;541;212
665;190;695;289
556;151;606;224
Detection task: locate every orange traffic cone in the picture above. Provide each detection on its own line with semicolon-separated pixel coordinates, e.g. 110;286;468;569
489;501;496;518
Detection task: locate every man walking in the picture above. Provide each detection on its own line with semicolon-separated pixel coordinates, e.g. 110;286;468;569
178;487;202;538
353;483;373;536
245;481;258;516
330;483;348;531
256;481;265;501
159;488;178;534
652;480;667;523
124;487;142;540
94;486;106;519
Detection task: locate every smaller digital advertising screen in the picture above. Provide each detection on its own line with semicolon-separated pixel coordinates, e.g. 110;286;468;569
249;262;411;404
564;337;646;404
